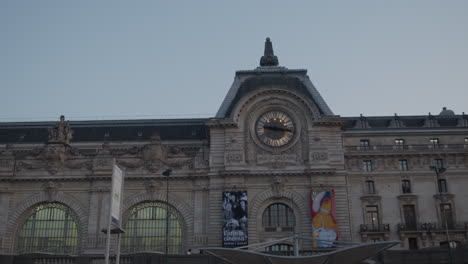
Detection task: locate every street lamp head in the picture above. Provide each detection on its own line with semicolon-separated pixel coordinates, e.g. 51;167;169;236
429;166;446;173
162;168;172;177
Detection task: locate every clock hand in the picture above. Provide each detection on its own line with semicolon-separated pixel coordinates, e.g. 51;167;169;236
263;125;293;133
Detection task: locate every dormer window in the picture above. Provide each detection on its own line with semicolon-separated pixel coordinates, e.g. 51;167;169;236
429;138;439;147
395;139;405;145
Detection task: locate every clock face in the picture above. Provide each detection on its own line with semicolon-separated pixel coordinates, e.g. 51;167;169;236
256;111;295;147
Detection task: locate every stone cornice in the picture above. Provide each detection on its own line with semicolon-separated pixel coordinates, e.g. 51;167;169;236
219;168;336;177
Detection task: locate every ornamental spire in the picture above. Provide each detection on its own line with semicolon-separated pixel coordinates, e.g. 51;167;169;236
260;37;279;67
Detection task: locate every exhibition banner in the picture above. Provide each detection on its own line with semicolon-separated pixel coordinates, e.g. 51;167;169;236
110;162;124;224
310;188;337;248
222;191;248;247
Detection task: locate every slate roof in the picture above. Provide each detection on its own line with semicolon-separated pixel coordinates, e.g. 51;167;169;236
0;119;207;144
215;66;334;118
1;113;466;145
343;114;467;130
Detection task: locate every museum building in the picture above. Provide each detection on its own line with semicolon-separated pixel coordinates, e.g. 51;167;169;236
0;39;467;259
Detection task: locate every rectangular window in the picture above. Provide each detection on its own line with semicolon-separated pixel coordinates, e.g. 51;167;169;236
399;160;409;171
438;179;448;193
366;205;379;228
363;160;373;172
408;238;418;250
465;137;468;144
402;180;411;193
430;138;440;147
440;203;454;229
435;159;444;169
360;140;370;150
365;180;376;194
403;205;417;230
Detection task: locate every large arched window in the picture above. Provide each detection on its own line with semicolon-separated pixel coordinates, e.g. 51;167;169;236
262;203;295;232
16;203;79;255
122;202;183;254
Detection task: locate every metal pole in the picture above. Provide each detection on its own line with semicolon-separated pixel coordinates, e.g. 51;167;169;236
104;162;116;264
293;234;299;256
116;232;121;264
162;168;172;264
443;208;453;264
166;174;169;264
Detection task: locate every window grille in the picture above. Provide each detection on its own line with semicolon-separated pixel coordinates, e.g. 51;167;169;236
121;202;183;254
16;203;79;255
262;203;295;231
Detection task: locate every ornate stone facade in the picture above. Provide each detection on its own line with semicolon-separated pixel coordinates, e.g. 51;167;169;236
0;39;467;260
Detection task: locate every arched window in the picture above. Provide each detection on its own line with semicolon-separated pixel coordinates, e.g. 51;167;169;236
262;203;295;232
122;202;183;254
16;203;79;255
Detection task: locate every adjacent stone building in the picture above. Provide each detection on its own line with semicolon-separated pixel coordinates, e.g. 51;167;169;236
0;39;467;259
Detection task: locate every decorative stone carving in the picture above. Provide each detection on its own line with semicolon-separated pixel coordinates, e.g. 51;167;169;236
309;152;328;163
42;181;62;201
92;143;113;171
118;133;194;172
13;116;93;174
271;176;285;198
257;154;297;166
48;115;73;145
0;145;14;170
226;136;243;150
145;179;161;198
15;139;91;175
225;152;244;165
141;134;166;172
43;143;67;174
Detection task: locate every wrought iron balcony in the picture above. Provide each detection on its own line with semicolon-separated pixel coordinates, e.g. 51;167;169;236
360;224;390;232
345;144;467;153
398;222;434;232
398;222;468;232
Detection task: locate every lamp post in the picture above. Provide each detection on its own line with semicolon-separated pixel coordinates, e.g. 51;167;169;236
429;165;452;264
162;168;172;264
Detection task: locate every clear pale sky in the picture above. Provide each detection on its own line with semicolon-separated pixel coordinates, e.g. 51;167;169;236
1;0;467;121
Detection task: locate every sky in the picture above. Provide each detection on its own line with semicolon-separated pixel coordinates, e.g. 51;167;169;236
1;0;467;121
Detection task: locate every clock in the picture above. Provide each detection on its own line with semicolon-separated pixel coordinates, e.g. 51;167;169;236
256;111;295;147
